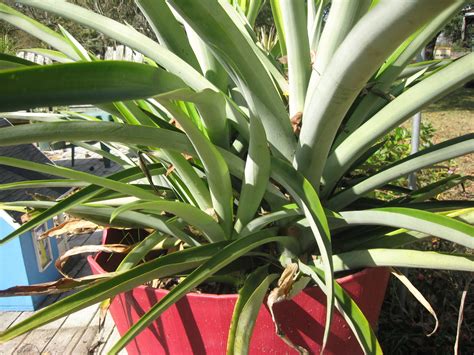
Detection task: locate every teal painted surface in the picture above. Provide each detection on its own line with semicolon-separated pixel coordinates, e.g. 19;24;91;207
21;219;60;309
0;217;32;310
0;216;60;311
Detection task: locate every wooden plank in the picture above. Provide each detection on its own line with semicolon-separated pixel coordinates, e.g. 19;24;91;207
14;314;68;353
43;304;98;354
124;46;133;62
100;325;127;355
35;55;45;65
69;307;101;354
94;311;117;354
104;47;114;60
25;52;35;63
113;45;124;61
0;312;20;332
132;51;143;63
0;312;34;354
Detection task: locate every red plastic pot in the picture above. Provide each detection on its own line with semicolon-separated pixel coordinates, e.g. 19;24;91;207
88;229;390;355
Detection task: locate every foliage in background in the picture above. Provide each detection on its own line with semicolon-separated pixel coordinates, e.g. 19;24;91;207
0;33;15;54
0;0;152;54
361;121;456;201
442;3;474;47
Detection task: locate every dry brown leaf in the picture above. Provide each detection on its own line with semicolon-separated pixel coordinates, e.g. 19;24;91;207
41;217;103;239
99;299;111;331
268;263;298;305
55;244;131;277
0;274;109;296
165;164;176;176
290;112;303;136
278;55;288;64
169;118;183;131
267;263;309;355
205;208;219;222
310;50;317;65
21;213;32;224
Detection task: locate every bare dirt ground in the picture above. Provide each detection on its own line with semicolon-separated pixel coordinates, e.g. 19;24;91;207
423;87;473;200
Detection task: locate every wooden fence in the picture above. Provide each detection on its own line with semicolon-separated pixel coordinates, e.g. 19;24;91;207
16;51;53;65
17;45;144;65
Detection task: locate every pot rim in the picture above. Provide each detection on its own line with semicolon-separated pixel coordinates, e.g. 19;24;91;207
89;228;384;300
87;253;379;300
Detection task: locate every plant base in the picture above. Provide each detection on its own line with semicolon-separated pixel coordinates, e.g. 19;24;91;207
88;229;390;354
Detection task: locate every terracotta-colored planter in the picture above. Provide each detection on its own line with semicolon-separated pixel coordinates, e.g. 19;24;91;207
88;229;390;354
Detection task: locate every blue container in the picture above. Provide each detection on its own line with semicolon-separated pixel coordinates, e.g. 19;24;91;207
0;210;60;311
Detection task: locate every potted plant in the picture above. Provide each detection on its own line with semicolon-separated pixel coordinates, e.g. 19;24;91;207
0;0;473;354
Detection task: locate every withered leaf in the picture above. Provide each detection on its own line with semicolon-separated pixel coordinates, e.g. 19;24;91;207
0;274;110;296
55;244;131;277
267;263;309;355
41;217;102;239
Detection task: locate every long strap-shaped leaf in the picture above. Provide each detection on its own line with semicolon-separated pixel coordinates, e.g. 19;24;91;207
218;1;289;97
227;265;278;354
17;0;212;92
108;231;295;354
0;52;36;69
135;0;200;71
0;3;79;60
116;231;169;272
270;158;334;349
329;249;474;273
0;164;164;245
337;0;465;142
162;103;234;237
308;0;326;51
280;0;311;117
240;204;302;238
160;151;212;211
310;0;370;85
168;0;295;160
269;0;287;55
185;24;230;93
111;201;227;243
329;134;474;209
0;242;227;343
0;157;159;202
155;88;229;148
0;121;286;207
298;261;383;355
339;207;474;249
235;114;271;233
323;53;474;194
19;48;74;63
0;61;187;112
408;175;473;203
0;121;193;153
0;179;87;190
295;0;450;188
2;202;199;247
336;208;474;251
73;141;130;168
